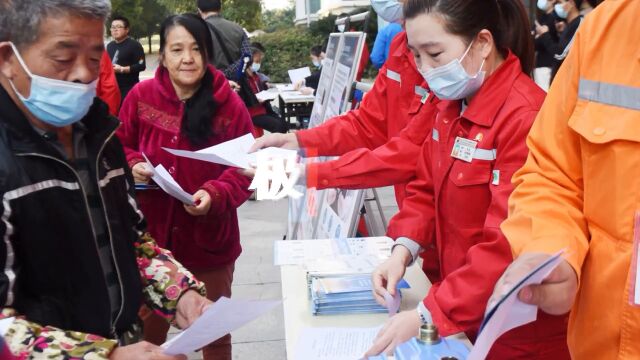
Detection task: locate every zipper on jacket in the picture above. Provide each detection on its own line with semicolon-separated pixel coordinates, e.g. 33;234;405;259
93;126;127;338
17;126;126;339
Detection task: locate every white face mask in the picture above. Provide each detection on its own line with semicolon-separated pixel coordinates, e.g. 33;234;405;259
554;3;569;19
337;24;346;32
420;41;486;100
371;0;404;23
537;0;550;11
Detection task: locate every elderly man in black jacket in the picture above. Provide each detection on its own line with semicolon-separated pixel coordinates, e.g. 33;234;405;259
0;1;210;358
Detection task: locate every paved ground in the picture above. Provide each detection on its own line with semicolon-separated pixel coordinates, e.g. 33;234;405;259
168;186;399;359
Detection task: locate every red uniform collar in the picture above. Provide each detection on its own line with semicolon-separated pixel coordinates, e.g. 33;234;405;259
437;51;523;127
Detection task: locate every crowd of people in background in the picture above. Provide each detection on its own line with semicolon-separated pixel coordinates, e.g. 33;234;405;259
0;0;639;359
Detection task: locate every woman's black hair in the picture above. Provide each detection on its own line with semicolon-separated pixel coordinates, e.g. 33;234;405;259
403;0;535;75
159;13;217;146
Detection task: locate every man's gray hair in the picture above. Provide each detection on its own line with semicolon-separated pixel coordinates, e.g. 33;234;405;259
0;0;111;46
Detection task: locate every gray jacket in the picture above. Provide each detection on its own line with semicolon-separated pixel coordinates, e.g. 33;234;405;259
205;14;249;79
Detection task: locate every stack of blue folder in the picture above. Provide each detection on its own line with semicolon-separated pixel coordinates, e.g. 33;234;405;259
309;274;409;315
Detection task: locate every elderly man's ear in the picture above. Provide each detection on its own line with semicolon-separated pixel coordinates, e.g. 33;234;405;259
0;42;18;80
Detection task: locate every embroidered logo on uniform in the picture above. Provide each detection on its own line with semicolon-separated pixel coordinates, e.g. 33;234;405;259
474;133;484;142
492;170;500;185
102;158;111;170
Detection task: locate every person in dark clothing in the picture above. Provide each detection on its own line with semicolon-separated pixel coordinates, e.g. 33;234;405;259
0;1;209;358
197;0;251;81
106;15;146;101
245;44;288;134
295;45;325;91
533;0;559;91
535;0;584;82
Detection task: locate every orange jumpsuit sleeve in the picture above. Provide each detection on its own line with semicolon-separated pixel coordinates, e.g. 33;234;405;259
97;51;121;116
307;96;438;189
501;29;590;279
296;65;391;156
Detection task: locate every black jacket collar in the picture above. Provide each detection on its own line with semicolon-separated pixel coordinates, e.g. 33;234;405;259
0;86;120;158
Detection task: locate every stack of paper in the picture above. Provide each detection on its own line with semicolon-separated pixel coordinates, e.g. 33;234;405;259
309;274;409;316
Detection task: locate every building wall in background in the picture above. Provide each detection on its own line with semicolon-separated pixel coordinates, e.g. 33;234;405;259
295;0;370;25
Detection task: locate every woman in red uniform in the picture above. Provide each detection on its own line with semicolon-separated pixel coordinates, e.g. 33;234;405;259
366;0;570;358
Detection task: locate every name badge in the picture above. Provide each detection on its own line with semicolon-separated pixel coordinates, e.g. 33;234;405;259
451;137;478;163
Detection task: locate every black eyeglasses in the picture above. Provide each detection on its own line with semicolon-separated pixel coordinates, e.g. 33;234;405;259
110;25;125;30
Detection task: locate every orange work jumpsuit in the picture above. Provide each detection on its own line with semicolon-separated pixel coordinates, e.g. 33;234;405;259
502;0;640;358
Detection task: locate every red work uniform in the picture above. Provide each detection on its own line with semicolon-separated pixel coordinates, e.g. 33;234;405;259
97;51;121;116
298;32;427;208
387;53;570;358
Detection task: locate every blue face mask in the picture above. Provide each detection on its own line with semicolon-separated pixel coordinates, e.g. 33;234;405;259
420;41;486;100
8;42;97;127
251;63;261;72
371;0;404;23
555;3;569;19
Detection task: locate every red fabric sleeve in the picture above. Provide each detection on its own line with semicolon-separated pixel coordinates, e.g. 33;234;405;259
424;111;538;337
116;85;145;167
385;140;437;245
97;51;121;116
296;65;391;156
306;99;438;190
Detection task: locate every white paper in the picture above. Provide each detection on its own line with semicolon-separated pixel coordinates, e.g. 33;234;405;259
273;237;392;266
293;327;380;360
280;91;315;102
276;84;295;91
468;251;565;360
256;90;278;102
163;297;281;356
163;133;256;169
0;317;15;336
288;67;312;85
142;154;194;205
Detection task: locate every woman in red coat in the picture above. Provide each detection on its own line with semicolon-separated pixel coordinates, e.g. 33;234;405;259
366;0;570;358
116;14;253;360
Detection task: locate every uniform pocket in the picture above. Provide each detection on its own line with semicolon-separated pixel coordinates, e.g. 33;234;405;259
450;161;492;187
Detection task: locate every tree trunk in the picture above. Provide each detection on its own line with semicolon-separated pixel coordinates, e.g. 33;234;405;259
148;36;152;54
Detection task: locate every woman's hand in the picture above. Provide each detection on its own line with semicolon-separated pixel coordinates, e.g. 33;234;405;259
372;246;411;306
249;133;300;153
132;162;153;184
363;310;422;357
184;190;212;216
109;341;187;360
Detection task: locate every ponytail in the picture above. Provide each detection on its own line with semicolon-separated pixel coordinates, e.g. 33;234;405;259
404;0;535;74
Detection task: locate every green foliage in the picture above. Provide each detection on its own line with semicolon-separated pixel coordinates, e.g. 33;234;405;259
255;28;322;83
262;7;296;33
222;0;263;32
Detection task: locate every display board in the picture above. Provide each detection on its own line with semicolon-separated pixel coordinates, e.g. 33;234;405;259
287;32;367;241
308;33;342;129
322;32;366;120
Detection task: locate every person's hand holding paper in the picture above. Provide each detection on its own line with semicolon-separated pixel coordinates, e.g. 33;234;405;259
174;290;213;329
468;251;568;360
